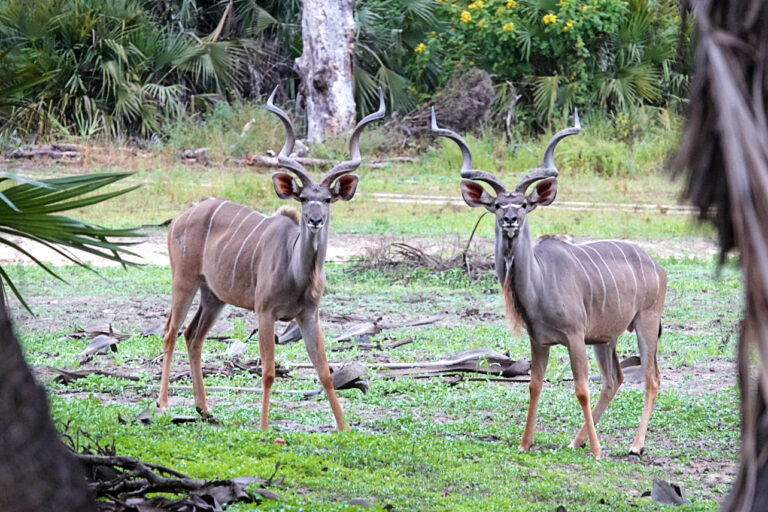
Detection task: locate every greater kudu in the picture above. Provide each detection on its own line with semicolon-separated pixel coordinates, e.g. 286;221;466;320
156;89;386;431
432;111;666;458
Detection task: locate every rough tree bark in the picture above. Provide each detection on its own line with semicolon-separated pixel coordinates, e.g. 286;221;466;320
0;295;94;512
295;0;356;143
675;2;768;511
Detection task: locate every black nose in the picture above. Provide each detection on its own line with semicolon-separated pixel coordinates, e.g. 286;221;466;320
504;215;518;224
308;216;323;227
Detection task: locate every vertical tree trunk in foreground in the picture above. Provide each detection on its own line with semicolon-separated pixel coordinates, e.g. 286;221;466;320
295;0;356;143
0;297;94;512
676;2;768;511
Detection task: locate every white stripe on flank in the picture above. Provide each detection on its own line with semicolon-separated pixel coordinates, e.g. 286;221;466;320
572;244;607;313
565;245;594;308
585;244;622;312
646;252;660;299
629;244;648;299
609;241;638;307
230;217;267;289
222;211;258;251
249;217;276;288
203;201;230;259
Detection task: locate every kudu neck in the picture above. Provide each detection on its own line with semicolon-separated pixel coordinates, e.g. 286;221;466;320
497;220;542;300
291;219;329;287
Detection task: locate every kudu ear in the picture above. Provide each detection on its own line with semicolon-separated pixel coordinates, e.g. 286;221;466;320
330;174;359;202
526;177;557;210
272;172;301;200
460;179;496;210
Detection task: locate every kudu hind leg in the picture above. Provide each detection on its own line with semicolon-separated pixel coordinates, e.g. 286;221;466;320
183;285;225;417
571;340;624;448
568;340;602;458
158;280;200;412
630;313;661;455
297;313;348;431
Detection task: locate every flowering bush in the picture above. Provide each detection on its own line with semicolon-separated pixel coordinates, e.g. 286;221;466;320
428;0;688;123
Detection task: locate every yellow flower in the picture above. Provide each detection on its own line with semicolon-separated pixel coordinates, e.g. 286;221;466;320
543;13;557;24
502;21;515;32
469;60;475;66
414;42;427;53
563;20;574;31
460;10;472;22
477;19;485;28
581;4;588;11
468;0;484;9
506;0;516;6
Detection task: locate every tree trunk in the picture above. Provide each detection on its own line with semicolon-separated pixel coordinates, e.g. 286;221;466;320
295;0;356;143
0;297;94;512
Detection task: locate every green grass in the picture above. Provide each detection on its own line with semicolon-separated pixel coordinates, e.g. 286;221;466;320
12;254;741;511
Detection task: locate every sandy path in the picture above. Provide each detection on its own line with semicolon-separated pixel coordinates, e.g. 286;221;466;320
0;230;719;267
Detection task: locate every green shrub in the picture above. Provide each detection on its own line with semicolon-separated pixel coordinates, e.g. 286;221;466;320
0;0;245;140
428;0;690;124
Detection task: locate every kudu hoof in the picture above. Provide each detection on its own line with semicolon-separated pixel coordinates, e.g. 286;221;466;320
195;406;218;424
628;447;644;459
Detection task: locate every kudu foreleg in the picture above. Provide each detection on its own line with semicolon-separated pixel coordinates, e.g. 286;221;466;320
257;316;276;430
519;343;550;452
572;341;623;448
297;312;348;431
568;341;602;459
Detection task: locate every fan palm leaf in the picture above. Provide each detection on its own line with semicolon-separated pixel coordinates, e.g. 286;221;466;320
0;172;142;312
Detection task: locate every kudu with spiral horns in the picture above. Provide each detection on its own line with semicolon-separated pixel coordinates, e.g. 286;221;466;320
156;89;386;430
432;111;666;458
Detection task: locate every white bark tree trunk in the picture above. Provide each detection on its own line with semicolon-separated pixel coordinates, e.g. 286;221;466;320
295;0;356;143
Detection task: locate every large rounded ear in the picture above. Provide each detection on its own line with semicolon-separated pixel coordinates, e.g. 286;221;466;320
526;177;557;210
460;179;496;210
330;174;359;202
272;172;301;200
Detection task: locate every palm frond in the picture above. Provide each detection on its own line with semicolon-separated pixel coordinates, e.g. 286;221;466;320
0;172;143;312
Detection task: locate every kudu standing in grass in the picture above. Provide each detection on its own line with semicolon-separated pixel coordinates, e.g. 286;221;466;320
432;111;666;459
156;90;385;431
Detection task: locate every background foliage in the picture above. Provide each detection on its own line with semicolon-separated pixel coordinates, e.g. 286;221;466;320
0;0;691;141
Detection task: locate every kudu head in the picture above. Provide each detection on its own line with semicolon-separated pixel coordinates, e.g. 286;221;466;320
431;109;580;239
266;88;386;234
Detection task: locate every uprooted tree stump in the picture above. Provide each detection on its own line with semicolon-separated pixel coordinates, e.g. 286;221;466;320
397;68;496;139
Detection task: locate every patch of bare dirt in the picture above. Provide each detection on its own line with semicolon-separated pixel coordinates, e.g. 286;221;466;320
0;229;719;268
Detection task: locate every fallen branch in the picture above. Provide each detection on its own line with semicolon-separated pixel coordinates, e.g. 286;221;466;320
370;348;530;378
245;154;415;169
8;148;80;159
73;451;278;510
150;384;310;394
49;367;140;384
331;337;413;352
76;453;203;496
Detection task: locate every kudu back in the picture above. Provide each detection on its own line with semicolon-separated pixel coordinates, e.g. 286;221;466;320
432;111;666;459
157;89;386;430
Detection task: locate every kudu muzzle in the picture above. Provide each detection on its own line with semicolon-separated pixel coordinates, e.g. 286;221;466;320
304;201;327;233
499;203;524;237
